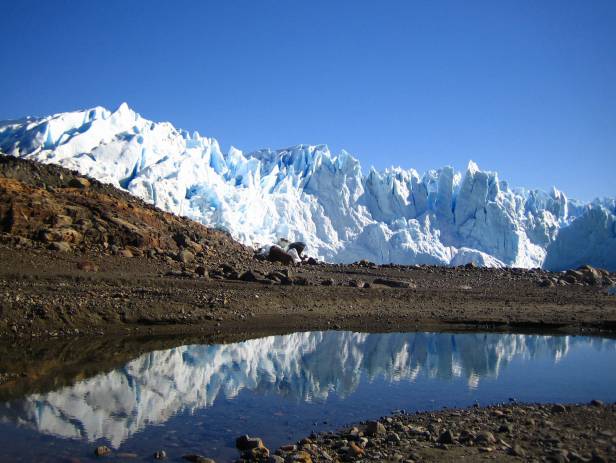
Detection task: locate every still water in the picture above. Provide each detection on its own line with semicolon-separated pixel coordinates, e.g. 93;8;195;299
0;331;615;462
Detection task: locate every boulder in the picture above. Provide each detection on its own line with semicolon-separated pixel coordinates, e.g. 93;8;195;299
69;177;91;189
287;241;306;256
268;245;294;265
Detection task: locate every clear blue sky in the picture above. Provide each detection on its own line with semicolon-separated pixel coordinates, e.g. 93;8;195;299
1;0;615;201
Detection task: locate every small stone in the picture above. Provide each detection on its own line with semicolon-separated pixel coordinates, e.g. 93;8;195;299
321;278;335;286
49;241;72;252
236;435;265;451
94;445;111;457
239;270;260;282
510;444;526;457
69;177;91;189
77;260;99;272
195;266;208;277
182;455;215;463
498;423;513;433
177;249;195;264
551;404;567;414
348;442;365;457
475;431;496;445
437;430;455;444
118;248;133;258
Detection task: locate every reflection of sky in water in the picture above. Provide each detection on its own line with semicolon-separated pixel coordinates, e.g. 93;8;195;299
0;331;615;462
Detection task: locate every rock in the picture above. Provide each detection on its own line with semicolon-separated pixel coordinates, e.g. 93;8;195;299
182;455;215;463
94;445;111;457
268;456;285;463
348;442;365;457
366;420;386;436
579;265;602;285
498;423;513;433
459;429;475;443
236;435;265;451
510;444;526;457
590;399;605;407
77;260;99;272
475;431;496;445
288;241;306;256
349;279;366;288
195;266;208;277
52;214;73;227
373;278;414;288
539;278;555;288
287;248;302;264
437;429;455;444
268;245;294;265
154;450;167;459
49;241;71;252
177;249;195;264
118;248;133;258
591;450;608;463
293;276;309;286
69;177;91;189
551;404;567;413
321;278;335;286
288;451;312;463
239;270;260;282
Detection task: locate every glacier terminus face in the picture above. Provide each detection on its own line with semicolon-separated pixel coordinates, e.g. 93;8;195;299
1;103;614;270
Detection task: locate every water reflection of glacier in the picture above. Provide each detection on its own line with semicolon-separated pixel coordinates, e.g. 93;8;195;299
0;331;613;448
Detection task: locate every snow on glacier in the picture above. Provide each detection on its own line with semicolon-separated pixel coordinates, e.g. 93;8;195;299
0;103;614;269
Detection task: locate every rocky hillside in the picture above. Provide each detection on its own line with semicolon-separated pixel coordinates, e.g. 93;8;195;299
0;155;254;270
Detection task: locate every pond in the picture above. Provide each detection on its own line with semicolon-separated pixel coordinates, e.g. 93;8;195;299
0;331;615;462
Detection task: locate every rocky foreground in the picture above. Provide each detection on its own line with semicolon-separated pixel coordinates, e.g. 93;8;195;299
226;402;616;463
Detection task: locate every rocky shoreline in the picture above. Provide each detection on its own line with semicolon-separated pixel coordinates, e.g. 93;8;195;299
225;402;616;463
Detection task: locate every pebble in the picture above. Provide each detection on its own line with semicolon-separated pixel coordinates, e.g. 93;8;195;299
94;445;111;457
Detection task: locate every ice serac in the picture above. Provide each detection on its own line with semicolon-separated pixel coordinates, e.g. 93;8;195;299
0;104;613;269
544;203;616;271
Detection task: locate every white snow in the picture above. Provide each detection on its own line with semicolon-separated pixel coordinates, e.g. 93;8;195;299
1;103;614;269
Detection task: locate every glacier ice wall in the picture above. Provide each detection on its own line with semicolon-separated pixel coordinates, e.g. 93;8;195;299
1;103;614;269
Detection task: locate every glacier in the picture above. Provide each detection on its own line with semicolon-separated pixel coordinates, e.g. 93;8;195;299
0;103;614;270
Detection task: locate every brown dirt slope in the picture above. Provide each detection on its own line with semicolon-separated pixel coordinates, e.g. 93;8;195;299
0;154;253;266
